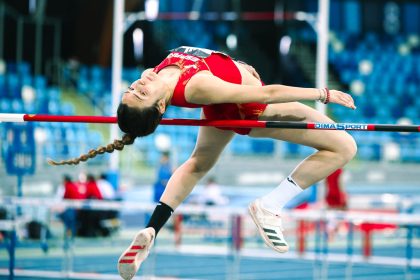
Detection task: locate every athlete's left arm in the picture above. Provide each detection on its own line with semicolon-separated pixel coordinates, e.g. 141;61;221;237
186;73;356;109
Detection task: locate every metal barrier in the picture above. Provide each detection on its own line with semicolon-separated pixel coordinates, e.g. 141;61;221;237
0;197;419;280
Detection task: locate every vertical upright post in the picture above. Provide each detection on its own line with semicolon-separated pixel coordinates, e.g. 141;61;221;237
16;18;24;63
315;0;330;224
362;227;372;258
174;214;183;247
34;0;46;75
345;222;354;280
229;214;241;280
313;220;322;280
297;219;306;255
321;218;329;280
17;175;23;198
231;215;242;251
53;21;61;62
315;0;330;115
16;174;23;216
7;202;17;280
110;0;125;171
0;3;4;59
405;225;413;280
8;229;17;280
53;20;62;83
63;224;74;277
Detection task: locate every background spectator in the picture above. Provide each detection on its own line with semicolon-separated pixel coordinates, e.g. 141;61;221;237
57;175;82;238
198;177;229;206
153;152;173;203
62;174;85;200
97;173;117;200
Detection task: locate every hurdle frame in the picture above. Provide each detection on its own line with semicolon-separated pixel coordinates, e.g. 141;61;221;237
1;197;420;280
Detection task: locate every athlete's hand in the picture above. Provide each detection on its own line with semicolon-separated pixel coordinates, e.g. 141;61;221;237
329;90;356;110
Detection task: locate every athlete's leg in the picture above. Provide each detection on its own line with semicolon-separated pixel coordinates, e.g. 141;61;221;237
146;114;234;237
160;122;235;209
248;102;356;253
250;102;357;189
119;116;234;279
146;120;234;237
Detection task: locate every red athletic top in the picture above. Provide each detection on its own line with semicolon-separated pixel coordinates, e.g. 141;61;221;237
153;47;267;135
85;180;103;200
63;181;85;200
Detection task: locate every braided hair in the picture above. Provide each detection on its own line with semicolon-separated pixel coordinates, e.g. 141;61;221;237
48;101;163;166
48;134;135;165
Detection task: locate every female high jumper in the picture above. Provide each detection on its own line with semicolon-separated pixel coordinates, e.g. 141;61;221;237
50;46;357;280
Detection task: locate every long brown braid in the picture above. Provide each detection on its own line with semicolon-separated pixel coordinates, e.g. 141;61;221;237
47;134;136;166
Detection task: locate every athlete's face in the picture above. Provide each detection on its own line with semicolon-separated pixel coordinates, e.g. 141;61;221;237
122;71;166;114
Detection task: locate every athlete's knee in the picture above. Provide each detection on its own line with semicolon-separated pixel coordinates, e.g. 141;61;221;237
339;133;357;162
187;152;216;175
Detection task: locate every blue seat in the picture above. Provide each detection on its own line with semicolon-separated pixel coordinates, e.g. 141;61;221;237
61;103;75;115
391;105;403;119
91;80;105;95
284;142;300;158
362;103;376;118
65;128;77;143
48;100;60;114
20;76;33;91
77;77;89;94
400;146;415;162
376;106;390;119
90;65;105;80
11;99;23;112
123;67;141;82
230;137;252;155
16;62;31;77
375;132;392;145
6;73;20;99
34;75;47;90
75;127;88;140
48;87;61;102
357;144;380;161
68;145;80;157
0;98;10;112
401;94;414;107
23;102;36;113
299;145;315;157
251;139;275;155
88;131;103;146
0;75;5;97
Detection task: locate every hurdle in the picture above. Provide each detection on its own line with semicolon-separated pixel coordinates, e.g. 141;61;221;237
1;197;420;280
1;113;420;132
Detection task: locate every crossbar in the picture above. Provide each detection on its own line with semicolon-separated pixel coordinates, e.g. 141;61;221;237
0;113;419;132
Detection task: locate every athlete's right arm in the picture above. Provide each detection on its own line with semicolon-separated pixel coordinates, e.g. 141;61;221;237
186;73;356;109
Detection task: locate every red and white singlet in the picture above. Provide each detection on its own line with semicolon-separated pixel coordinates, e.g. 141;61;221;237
153;46;267;135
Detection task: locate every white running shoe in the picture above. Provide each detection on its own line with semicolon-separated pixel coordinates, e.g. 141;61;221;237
118;227;155;280
248;199;289;253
